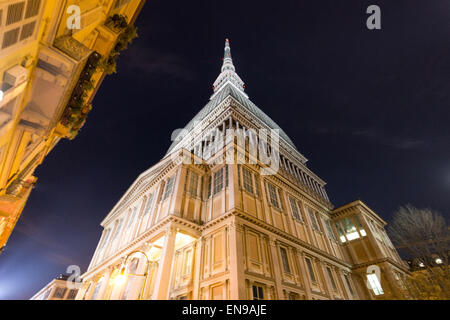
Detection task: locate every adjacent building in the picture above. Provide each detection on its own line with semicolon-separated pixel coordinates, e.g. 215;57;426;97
0;0;146;253
30;274;78;300
77;39;409;300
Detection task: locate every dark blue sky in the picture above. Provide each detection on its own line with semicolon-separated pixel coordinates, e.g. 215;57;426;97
1;0;449;299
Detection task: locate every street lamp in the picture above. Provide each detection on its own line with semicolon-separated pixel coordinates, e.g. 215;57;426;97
116;250;154;300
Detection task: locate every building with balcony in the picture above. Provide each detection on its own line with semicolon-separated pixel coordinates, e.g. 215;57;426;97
76;39;409;300
0;0;146;253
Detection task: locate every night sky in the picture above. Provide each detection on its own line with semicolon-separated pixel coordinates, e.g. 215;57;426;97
1;0;449;299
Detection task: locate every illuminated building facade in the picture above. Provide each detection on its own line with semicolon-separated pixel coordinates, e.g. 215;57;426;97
30;274;78;300
0;0;145;253
77;39;409;300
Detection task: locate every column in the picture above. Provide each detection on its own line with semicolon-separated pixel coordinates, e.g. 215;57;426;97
192;237;204;299
97;267;113;300
151;227;177;299
297;250;313;300
228;219;246;299
268;236;284;299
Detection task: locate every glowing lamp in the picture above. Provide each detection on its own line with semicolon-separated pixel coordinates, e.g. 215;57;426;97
114;266;127;285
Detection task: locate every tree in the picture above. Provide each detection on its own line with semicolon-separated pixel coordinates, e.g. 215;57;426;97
387;205;449;299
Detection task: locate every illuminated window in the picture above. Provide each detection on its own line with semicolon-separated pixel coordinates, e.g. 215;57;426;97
367;273;384;295
326;267;337;291
305;258;317;283
280;247;291;273
335;222;346;243
353;216;366;236
163;176;175;200
242;167;254;194
252;285;264;300
214;168;224;195
341;217;359;240
267;183;279;209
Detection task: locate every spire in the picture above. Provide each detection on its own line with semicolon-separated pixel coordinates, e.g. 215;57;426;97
211;38;246;99
221;38;235;72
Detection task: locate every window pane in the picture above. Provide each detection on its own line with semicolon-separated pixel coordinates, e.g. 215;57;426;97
242;167;253;194
367;274;384;295
25;0;40;18
267;183;279;208
6;2;24;25
254;174;260;196
305;258;316;282
307;208;319;231
353;215;366;236
214;168;223;195
163;176;174;200
289;197;301;220
325;220;337;241
189;171;198;196
326;267;337;291
344;275;354;295
143;193;154;216
280;247;291;273
342;217;359;240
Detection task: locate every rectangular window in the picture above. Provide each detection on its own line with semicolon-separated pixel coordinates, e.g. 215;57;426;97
189;171;198;196
307;208;319;231
335;222;346;243
163;176;175;200
367;273;384;295
305;258;316;283
67;289;78;300
344;274;354;296
225;165;229;187
127;207;137;228
2;27;20;48
353;215;367;236
53;287;67;299
207;175;212;198
242;167;253;194
25;0;40;18
289;196;301;221
326;267;337;291
325;219;337;242
143;193;154;217
341;217;359;241
252;285;264;300
280;247;291;273
6;2;24;25
19;20;35;40
267;183;279;209
254;174;260;197
184;250;192;275
213;168;223;195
